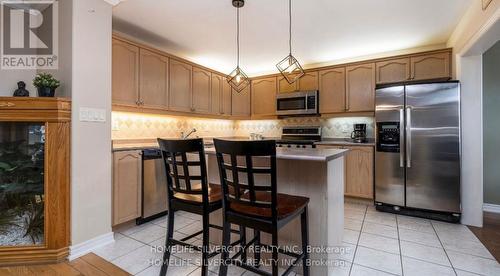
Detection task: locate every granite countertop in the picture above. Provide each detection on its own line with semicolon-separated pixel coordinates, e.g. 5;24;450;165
204;147;349;162
315;138;375;146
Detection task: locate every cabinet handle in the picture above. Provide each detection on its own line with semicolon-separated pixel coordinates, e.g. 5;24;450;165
0;102;15;107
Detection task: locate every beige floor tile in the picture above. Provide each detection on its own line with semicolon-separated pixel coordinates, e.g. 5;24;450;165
364;211;397;227
358;232;400;254
447;250;500;275
400;241;450;266
345;218;363;231
362;221;398;239
402;257;455;276
354;246;402;275
350;264;397;276
93;235;144;261
343;228;361;244
111;245;157;275
398;228;441;248
128;223;167;244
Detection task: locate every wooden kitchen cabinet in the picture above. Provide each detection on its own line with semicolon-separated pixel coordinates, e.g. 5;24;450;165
346;63;375;112
211;74;223;115
232;85;251;117
376;58;410;84
345;146;374;199
278;76;298;93
113;150;142;226
317;145;374;199
298;71;319;91
139;49;169;109
112;39;139;107
221;79;232;116
169;59;192;112
192;67;212;114
251;77;277;117
319;67;346;113
410;52;451;81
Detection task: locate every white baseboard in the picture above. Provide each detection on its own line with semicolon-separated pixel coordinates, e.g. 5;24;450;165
483;203;500;213
69;232;115;261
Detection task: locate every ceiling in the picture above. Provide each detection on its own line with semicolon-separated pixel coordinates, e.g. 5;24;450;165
112;0;472;76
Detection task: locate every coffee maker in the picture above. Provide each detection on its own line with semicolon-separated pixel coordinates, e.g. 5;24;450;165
351;123;367;143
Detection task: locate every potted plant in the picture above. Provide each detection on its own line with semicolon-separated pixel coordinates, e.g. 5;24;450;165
33;73;60;97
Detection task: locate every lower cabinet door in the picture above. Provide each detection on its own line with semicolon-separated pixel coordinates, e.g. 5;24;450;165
345;146;374;199
113;150;142;226
317;145;374;199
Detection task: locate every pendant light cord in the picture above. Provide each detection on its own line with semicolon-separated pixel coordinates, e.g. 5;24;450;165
237;7;240;67
289;0;292;55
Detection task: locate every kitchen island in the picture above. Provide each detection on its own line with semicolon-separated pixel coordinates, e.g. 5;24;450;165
205;146;349;276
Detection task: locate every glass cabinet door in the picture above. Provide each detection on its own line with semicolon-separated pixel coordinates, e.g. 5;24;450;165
0;122;45;246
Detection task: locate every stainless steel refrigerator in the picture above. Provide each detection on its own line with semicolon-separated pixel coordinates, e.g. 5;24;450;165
375;81;461;222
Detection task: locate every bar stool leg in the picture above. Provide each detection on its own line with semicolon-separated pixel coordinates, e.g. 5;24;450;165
201;212;210;276
301;207;310;276
219;220;231;276
271;229;279;276
239;226;247;263
254;230;261;268
160;210;175;276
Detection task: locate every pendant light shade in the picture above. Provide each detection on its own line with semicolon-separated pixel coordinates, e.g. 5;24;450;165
276;0;304;84
227;0;250;92
227;66;250;92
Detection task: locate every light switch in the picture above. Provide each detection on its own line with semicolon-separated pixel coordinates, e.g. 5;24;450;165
79;107;106;123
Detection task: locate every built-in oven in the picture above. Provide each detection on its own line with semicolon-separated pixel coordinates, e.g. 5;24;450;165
276;90;318;116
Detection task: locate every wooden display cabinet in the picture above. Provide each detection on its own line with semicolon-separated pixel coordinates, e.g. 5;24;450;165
0;97;71;265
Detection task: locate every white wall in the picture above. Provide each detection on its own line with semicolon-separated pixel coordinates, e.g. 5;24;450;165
457;55;483;226
71;0;113;245
447;1;500;226
0;70;37;96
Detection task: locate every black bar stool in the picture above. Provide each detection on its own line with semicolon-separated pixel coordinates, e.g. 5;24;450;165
213;139;310;276
157;138;227;276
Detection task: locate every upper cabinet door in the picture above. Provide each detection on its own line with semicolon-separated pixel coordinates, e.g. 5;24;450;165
251;77;277;117
211;74;223;115
298;71;319;91
410;52;451;81
139;49;169;109
221;79;232;116
375;58;410;84
346;63;375;112
192;67;211;114
278;76;298;93
319;67;346;113
112;39;139;106
169;59;192;112
232;85;251;117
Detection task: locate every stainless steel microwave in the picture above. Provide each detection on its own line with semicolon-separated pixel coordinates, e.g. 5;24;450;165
276;91;319;116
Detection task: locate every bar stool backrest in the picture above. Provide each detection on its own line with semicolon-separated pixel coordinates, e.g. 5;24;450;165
157;138;209;205
213;139;278;220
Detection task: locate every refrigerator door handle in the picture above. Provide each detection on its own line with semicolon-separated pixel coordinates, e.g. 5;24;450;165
406;106;412;168
400;108;405;168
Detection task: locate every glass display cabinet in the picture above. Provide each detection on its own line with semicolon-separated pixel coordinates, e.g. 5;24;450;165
0;97;71;265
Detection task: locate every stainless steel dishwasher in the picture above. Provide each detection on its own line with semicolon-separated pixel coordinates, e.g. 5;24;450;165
137;149;168;224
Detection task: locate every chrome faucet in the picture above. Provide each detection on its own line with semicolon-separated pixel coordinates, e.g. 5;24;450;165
180;128;197;139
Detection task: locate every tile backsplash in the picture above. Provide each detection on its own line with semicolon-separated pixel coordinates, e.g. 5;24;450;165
112;112;374;140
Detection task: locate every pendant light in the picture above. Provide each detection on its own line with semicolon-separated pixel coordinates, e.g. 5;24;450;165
226;0;250;93
276;0;304;84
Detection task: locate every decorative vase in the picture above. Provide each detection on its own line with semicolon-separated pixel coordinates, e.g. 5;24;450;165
37;87;55;97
